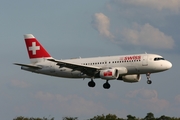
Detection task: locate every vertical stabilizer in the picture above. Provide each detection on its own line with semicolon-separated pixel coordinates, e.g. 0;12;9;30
24;34;52;63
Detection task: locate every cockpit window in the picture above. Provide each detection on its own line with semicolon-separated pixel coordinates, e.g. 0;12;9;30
154;57;165;61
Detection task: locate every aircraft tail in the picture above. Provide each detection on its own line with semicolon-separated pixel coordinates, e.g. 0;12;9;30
24;34;53;64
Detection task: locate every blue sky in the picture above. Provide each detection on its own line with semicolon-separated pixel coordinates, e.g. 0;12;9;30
1;0;180;119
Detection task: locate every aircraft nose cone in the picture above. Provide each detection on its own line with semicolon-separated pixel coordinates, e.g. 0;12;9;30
167;61;172;69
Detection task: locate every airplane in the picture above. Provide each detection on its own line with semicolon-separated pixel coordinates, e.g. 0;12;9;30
14;34;172;89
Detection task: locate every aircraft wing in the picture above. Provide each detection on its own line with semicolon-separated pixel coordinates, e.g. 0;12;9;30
48;59;101;76
14;63;42;69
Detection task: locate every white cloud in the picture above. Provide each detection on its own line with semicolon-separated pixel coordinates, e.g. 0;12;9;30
14;104;31;115
126;88;157;99
35;91;54;102
121;23;174;49
11;79;30;88
107;92;118;99
92;13;114;39
126;88;169;113
175;95;180;103
120;0;180;12
91;12;175;50
34;91;108;116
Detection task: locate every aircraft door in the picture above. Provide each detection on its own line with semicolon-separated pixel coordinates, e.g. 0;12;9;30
142;55;148;66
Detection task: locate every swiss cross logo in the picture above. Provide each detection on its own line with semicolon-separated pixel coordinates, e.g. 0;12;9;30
28;42;40;55
104;71;112;76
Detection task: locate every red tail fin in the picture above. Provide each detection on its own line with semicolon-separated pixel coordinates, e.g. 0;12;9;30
24;34;51;59
24;34;52;63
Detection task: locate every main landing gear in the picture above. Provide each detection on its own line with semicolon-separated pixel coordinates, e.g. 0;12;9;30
103;80;110;89
146;73;152;84
88;79;96;87
88;79;111;89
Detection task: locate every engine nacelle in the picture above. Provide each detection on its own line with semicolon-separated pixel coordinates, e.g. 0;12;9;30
99;69;119;80
115;67;128;75
117;74;141;83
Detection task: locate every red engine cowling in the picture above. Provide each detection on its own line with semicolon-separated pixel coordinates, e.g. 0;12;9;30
99;69;119;80
117;74;141;83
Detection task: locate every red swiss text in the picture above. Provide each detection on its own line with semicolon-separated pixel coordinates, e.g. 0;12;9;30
123;55;141;61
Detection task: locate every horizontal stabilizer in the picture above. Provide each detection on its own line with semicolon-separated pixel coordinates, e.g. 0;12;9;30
14;63;42;69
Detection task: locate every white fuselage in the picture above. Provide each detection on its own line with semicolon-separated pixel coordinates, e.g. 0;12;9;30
21;53;172;79
15;34;172;88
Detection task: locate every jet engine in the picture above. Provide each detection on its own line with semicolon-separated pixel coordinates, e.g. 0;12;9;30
99;68;119;80
117;74;141;83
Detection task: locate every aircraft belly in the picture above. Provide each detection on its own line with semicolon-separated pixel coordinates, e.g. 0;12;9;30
126;66;139;74
54;68;83;78
136;65;156;74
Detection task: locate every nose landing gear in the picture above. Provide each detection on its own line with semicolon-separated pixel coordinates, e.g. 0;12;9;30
146;73;152;84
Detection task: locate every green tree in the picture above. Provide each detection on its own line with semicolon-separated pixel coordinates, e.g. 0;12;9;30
88;114;124;120
144;112;155;120
127;115;137;120
62;117;78;120
13;116;28;120
157;115;171;120
88;114;105;120
13;116;54;120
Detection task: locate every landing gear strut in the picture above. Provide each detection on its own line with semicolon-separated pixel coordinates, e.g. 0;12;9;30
146;73;152;84
88;79;96;87
103;80;110;89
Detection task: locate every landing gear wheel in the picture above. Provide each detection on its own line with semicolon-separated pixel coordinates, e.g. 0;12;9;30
103;81;110;89
147;80;152;84
88;80;96;87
